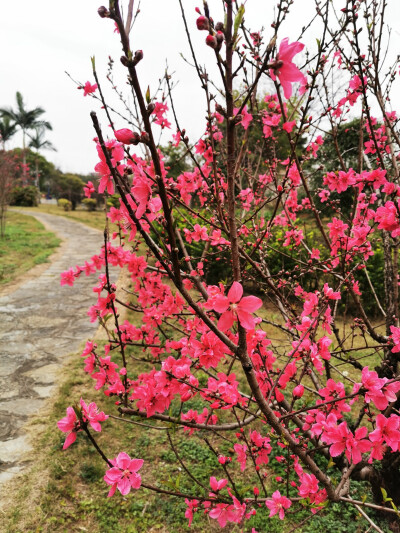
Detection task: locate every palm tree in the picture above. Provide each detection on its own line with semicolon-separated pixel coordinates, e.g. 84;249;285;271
0;92;52;183
28;127;57;188
0;116;17;150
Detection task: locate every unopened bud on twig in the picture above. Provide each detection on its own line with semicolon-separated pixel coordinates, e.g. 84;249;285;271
147;103;155;114
115;128;138;145
98;6;110;18
132;49;144;67
196;16;209;31
216;31;224;44
215;104;227;117
140;131;150;144
206;34;218;49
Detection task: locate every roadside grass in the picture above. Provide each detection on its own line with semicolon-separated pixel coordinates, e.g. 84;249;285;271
0;211;61;286
2;340;388;533
2;295;390;532
16;204;110;232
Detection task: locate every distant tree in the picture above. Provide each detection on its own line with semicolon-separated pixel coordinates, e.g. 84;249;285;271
0;92;52;183
161;144;191;179
0;116;17;150
28;127;57;188
0;152;19;237
11;148;56;189
52;172;85;210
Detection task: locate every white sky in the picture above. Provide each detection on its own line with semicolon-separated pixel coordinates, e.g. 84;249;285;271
1;1;399;175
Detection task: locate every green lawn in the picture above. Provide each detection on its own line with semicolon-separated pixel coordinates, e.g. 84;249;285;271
0;211;61;286
17;203;110;232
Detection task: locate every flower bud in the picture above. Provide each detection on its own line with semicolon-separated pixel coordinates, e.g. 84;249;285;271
120;55;129;67
196;16;209;31
115;128;136;145
132;49;144;66
216;31;224;43
206;34;218;49
140;131;150;144
293;384;304;398
98;6;110;18
215;21;224;32
131;132;141;145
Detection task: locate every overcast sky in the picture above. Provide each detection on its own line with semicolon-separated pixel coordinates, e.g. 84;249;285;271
1;1;399;175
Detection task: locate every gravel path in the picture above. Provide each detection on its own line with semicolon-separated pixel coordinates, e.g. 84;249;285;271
0;211;112;488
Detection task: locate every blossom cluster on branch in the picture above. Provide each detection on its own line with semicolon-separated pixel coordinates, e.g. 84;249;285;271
58;0;400;529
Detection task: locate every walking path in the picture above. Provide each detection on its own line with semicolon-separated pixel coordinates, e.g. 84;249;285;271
0;211;114;489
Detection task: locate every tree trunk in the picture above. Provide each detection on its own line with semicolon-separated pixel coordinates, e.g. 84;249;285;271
22;129;27;186
380;231;399;379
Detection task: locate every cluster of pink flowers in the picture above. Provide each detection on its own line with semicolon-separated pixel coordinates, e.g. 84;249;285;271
55;7;400;527
57;399;108;449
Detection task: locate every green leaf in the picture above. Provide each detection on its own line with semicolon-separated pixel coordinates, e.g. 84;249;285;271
381;487;388;501
90;56;96;72
233;4;245;38
327;457;335;469
390;500;398;512
145;86;151;104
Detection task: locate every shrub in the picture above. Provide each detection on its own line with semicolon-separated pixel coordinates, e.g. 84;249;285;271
58;198;72;211
106;194;121;208
9;185;38;207
82;198;97;211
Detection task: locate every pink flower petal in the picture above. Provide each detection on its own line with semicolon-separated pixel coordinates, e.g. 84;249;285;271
227;281;243;303
129;459;144;472
116;452;131;470
238;295;262;313
236;309;256;330
118;477;131;495
107;483;117;498
330;442;345;457
129;472;142;489
105;467;122;482
218;310;235;331
63;431;77;450
213;295;230;313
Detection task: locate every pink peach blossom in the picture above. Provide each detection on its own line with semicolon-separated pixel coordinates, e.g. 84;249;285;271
270;38;307;99
104;452;144;497
212;281;262;331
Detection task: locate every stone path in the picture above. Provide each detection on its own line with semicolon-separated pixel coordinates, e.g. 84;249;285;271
0;211;113;488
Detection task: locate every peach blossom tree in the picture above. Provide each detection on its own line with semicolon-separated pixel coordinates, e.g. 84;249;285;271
59;0;400;530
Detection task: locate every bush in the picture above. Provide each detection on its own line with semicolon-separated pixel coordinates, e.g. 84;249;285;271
58;198;72;211
9;185;39;207
106;194;121;208
82;198;97;211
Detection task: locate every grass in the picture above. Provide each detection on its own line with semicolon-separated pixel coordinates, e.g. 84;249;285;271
2;304;391;532
0;211;61;286
16;203;110;232
2;344;224;533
